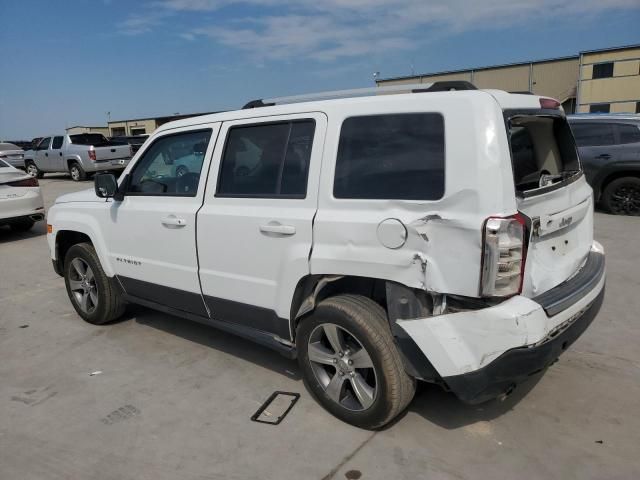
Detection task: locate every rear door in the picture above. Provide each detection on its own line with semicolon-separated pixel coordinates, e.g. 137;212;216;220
197;113;325;339
507;112;593;297
569;121;617;185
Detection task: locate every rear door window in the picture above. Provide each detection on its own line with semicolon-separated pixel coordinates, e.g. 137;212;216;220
217;120;315;198
570;122;616;147
616;124;640;144
52;136;64;149
334;113;445;200
507;114;580;194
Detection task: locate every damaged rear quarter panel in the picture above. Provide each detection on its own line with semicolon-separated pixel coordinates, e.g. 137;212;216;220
310;94;519;297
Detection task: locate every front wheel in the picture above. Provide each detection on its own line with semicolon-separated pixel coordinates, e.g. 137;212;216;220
601;177;640;215
69;162;87;181
297;295;415;429
26;161;43;179
64;243;126;324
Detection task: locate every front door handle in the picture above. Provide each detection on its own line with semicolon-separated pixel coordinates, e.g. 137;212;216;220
596;153;611;159
161;215;187;227
259;223;296;235
45;153;48;157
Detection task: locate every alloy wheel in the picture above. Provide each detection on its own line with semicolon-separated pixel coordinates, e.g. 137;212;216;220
610;184;640;215
307;323;377;411
71;167;80;181
27;164;38;177
68;258;98;314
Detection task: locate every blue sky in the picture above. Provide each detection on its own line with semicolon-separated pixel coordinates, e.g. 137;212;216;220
1;0;639;139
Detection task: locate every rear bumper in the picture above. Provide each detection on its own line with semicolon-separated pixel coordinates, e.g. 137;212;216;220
0;189;45;221
444;285;604;403
84;159;130;173
396;241;605;402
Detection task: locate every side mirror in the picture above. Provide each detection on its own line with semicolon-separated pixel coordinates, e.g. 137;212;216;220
95;173;118;199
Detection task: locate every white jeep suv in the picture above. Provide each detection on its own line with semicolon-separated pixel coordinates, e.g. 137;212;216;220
47;82;605;429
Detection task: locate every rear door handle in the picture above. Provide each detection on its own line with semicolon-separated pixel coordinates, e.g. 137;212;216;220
45;153;48;157
259;223;296;235
161;215;187;227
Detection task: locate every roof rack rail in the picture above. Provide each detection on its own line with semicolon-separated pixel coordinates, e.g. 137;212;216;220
242;81;478;109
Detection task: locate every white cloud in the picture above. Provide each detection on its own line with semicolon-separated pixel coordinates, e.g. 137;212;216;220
117;11;171;35
121;0;640;59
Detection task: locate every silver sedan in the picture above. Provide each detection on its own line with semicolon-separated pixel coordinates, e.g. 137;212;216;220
0;142;26;169
0;159;45;231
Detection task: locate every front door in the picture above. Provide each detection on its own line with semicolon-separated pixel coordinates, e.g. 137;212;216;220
35;137;51;170
197;113;326;339
105;124;220;316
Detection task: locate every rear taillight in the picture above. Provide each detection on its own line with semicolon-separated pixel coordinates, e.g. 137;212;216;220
89;150;96;161
480;214;527;297
8;177;39;187
540;97;560;109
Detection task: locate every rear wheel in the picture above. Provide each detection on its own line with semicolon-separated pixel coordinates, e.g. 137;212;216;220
602;177;640;215
69;162;87;181
64;243;126;324
9;217;35;232
297;294;415;429
25;161;43;179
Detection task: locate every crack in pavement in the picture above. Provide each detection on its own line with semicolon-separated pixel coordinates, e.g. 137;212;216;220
320;432;377;480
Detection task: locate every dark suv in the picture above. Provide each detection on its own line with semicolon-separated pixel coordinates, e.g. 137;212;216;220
568;115;640;215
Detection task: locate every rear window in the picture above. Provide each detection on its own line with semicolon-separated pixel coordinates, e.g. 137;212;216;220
69;134;110;146
334;113;445;200
508;114;580;194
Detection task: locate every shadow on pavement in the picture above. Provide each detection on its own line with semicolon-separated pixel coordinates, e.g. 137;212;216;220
129;305;301;381
0;221;47;244
407;372;543;429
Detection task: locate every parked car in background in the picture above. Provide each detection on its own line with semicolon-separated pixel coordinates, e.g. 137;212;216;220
0;158;44;231
23;134;132;181
568;114;640;215
0;143;26;169
110;135;149;155
47;84;605;429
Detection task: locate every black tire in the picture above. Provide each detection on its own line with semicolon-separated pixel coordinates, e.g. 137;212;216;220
25;161;44;179
601;177;640;216
63;243;126;325
69;162;87;181
9;217;35;232
297;294;416;429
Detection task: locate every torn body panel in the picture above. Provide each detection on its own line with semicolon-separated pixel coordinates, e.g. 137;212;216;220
396;242;605;378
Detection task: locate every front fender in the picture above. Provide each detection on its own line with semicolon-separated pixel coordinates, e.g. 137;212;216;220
47;204;115;276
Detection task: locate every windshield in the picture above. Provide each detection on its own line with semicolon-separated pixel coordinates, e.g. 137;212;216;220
69;134;110;146
507;114;580;194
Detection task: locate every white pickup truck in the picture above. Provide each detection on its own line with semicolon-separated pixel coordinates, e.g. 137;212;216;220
24;134;132;181
46;83;605;429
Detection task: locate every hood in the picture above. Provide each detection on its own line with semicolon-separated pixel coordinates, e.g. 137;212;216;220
55;188;102;204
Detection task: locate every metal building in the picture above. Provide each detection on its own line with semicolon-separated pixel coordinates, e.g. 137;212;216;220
376;44;640;114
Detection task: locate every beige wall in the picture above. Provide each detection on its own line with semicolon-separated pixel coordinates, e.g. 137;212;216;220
579;47;640;111
531;59;579;101
378;59;579;103
66;126;110;136
473;64;530;92
581;47;640;64
108;119;157;136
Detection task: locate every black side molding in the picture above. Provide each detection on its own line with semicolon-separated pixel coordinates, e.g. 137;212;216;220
532;250;605;317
